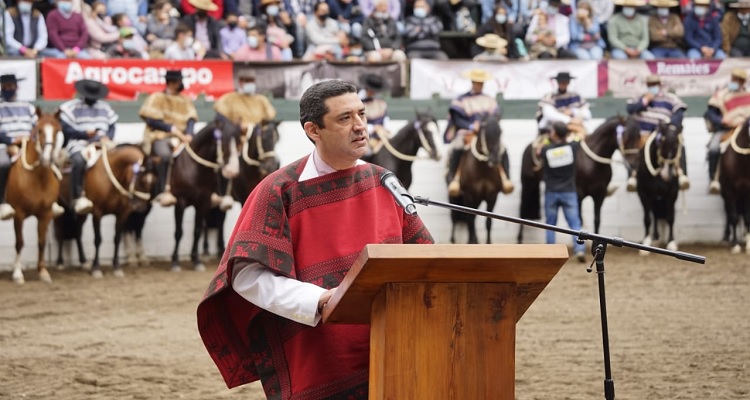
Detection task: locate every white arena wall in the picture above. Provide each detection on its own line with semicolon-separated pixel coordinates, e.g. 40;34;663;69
0;118;727;270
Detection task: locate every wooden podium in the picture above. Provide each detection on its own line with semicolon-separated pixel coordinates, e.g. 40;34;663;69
322;244;569;400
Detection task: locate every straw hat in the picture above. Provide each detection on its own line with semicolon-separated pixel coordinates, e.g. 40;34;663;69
650;0;678;7
729;0;750;7
732;68;748;81
475;34;508;50
646;75;661;85
260;0;281;6
614;0;646;6
462;69;493;83
693;0;711;4
188;0;218;12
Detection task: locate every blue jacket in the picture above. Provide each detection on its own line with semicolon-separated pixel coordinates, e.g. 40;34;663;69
327;0;364;25
568;15;606;50
683;13;722;50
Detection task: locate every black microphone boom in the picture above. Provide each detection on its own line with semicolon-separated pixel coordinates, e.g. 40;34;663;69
380;171;418;215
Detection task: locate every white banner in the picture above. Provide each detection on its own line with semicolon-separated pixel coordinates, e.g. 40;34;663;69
409;59;600;100
0;59;37;101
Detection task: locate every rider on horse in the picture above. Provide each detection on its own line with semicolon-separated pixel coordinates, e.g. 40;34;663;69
139;69;197;207
213;68;276;209
444;68;502;197
626;74;689;191
536;71;591;137
60;79;118;215
704;68;750;194
359;73;390;154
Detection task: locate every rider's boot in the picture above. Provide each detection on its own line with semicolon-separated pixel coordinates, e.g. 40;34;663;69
71;155;93;215
446;147;464;197
708;151;721;195
154;159;176;207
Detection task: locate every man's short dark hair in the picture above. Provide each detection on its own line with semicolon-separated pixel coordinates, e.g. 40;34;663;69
552;121;569;138
174;23;193;37
299;80;358;129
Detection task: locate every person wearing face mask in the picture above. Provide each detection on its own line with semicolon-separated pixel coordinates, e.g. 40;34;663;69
3;0;60;58
721;0;750;57
524;0;577;59
145;0;180;55
83;1;121;60
403;0;449;60
608;0;654;59
46;0;92;59
568;0;606;60
704;69;750;194
139;70;198;208
0;74;61;220
361;0;406;62
164;24;204;59
647;0;685;59
214;69;277;137
260;0;297;61
472;3;519;58
59;80;117;215
305;1;347;59
220;13;247;56
181;0;225;59
683;0;725;59
626;75;689;191
106;27;147;58
232;22;284;61
327;0;365;39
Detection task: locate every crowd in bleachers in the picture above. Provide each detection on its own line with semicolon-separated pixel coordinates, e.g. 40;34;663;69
1;0;749;62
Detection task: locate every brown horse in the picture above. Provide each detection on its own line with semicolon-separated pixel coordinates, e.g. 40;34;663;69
230;120;281;204
7;108;63;284
517;116;641;243
719;119;750;253
170;118;241;271
449;113;512;244
54;144;158;278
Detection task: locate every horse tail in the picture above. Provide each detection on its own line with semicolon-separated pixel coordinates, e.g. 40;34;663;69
520;144;542;220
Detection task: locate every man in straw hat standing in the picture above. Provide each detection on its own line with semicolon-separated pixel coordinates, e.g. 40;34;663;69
536;71;591;137
139;69;198;207
473;33;509;61
608;0;655;60
59;79;118;215
704;68;750;194
648;0;686;59
626;74;689;191
181;0;225;59
443;68;506;197
721;0;750;57
684;0;726;59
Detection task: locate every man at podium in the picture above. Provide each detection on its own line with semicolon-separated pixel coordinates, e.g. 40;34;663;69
197;79;434;399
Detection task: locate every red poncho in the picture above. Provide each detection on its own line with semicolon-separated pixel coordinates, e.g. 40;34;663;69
197;157;434;399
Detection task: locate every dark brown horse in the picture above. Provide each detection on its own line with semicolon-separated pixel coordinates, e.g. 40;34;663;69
636;122;681;253
7;109;63;284
517;116;641;243
54;144;158;278
230;120;281;204
449;113;512;244
719;119;750;253
170;118;241;271
362;110;441;189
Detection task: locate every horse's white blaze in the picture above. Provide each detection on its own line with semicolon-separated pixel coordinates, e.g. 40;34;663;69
222;138;240;179
42;124;54;164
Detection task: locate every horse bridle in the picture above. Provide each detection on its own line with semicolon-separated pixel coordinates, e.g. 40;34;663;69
101;148;151;201
377;119;438;162
20;127;63;180
241;123;277;166
469;123;504;163
183;129;230;171
643;130;683;177
579;124;640;167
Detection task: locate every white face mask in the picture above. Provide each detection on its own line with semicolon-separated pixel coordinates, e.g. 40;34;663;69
547;6;558;15
728;81;741;92
656;8;669;18
184;37;194;47
19;2;33;13
648;85;660;95
413;8;427;18
622;7;636;18
495;13;507;24
694;6;707;17
241;82;256;95
247;36;259;48
740;12;750;21
266;5;279;16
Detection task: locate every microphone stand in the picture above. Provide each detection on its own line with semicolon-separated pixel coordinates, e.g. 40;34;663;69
410;195;706;400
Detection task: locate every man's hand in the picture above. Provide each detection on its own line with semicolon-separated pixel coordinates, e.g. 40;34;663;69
12;137;24;145
318;288;337;314
25;48;38;58
643;91;655;103
380;48;393;60
86;130;98;138
570;116;583;125
64;48;77;58
279;10;292;25
703;47;715;58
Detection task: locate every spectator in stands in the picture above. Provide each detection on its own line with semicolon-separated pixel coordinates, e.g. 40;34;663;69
328;0;364;39
304;1;347;59
721;0;750;57
3;0;59;58
181;0;225;59
608;0;654;59
472;3;519;59
232;20;284;60
220;12;246;56
46;0;91;59
259;0;296;61
104;0;146;35
164;23;205;59
403;0;449;60
180;0;224;20
525;0;575;59
589;0;614;45
146;0;179;55
683;0;725;59
344;37;366;61
568;0;606;60
84;1;120;59
361;0;406;62
360;0;401;21
473;33;508;61
480;0;517;25
106;26;148;58
516;0;548;39
112;13;150;56
648;0;685;59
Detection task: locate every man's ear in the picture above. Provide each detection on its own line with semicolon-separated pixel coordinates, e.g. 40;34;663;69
303;121;319;143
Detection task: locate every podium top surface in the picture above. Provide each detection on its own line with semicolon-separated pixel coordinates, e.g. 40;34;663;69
323;244;569;324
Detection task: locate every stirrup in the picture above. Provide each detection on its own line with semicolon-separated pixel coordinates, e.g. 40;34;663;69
626;177;637;192
219;195;234;212
0;203;15;221
448;179;461;197
709;180;721;195
606;183;619;197
51;202;65;218
74;197;94;215
156;192;177;207
678;175;690;191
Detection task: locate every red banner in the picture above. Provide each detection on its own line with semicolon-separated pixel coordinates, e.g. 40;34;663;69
40;59;235;100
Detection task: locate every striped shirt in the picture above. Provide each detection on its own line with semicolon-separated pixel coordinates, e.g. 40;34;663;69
59;99;118;152
0;101;37;145
628;91;687;135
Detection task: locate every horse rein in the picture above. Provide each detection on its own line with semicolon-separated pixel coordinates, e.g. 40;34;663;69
728;124;750;155
19;136;63;180
643;130;683;177
376;120;437;162
469;125;505;163
181;129;225;171
100;147;151;201
578;124;639;167
241;123;277;166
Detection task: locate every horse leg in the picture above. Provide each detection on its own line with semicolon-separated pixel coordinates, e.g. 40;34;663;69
192;207;206;272
639;202;652;256
76;216;90;271
55;218;65;270
593;195;604;234
112;215;126;278
91;215;104;279
666;201;678;252
743;197;750;254
725;192;741;254
12;216;25;284
135;226;148;267
37;212;53;283
171;205;185;272
202;225;210;256
516;225;524;244
485;197;498;244
468;215;478;244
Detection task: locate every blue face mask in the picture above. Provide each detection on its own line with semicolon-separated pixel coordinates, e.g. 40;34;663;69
622;7;636;18
413;8;427;18
495;13;507;24
648;86;660;95
266;5;279;16
728;82;741;92
1;89;16;101
57;1;73;14
694;6;707;17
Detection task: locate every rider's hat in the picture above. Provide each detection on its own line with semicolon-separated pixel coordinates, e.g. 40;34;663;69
729;0;750;8
462;68;493;83
732;68;748;81
360;74;387;91
646;74;661;85
74;79;109;100
164;69;183;82
0;74;23;85
551;71;575;82
236;69;257;81
475;33;508;50
650;0;678;7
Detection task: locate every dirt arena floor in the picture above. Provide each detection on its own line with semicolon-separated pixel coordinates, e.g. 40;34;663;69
0;244;747;400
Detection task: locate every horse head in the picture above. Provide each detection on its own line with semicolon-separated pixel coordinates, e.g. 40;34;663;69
32;107;62;167
129;151;159;212
658;122;681;162
619;115;642;170
213;118;243;180
477;113;503;167
253;120;281;176
413;109;441;161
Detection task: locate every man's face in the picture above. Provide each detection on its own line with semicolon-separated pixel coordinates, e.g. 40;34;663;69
471;81;484;93
557;80;570;92
166;80;181;93
306;92;368;168
1;83;17;92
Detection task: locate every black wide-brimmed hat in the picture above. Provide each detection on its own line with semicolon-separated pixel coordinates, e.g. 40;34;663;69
74;79;109;100
164;69;183;81
0;74;24;85
552;71;575;82
360;74;387;91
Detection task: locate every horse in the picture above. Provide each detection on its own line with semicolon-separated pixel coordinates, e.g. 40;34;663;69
169;118;242;272
517;116;641;243
54;144;158;278
6;108;63;284
230;120;282;204
362;109;442;189
718;119;750;254
636;121;682;253
449;113;512;244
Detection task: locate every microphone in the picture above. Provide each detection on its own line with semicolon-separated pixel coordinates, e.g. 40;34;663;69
380;171;418;215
